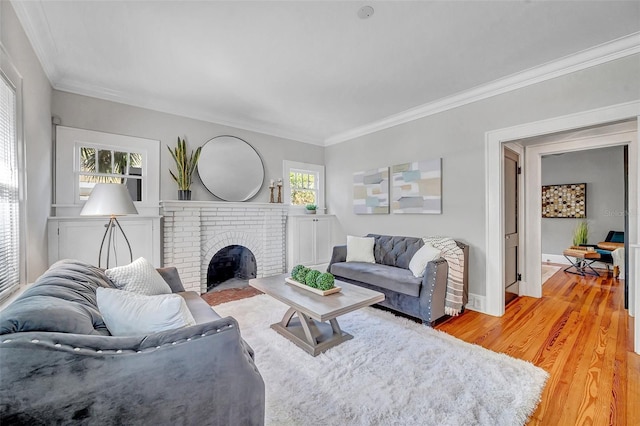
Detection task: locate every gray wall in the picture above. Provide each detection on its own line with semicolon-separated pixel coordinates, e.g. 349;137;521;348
51;91;324;203
541;146;625;255
325;55;640;297
2;2;53;282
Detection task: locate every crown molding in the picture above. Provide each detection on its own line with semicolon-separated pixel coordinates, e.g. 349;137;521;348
324;32;640;146
10;0;59;84
53;78;325;146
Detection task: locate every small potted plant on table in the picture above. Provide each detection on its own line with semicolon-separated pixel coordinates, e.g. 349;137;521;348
168;137;201;200
573;221;589;246
305;204;317;214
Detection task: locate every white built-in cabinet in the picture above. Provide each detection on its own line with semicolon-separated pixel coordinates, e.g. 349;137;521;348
48;217;162;268
287;215;335;269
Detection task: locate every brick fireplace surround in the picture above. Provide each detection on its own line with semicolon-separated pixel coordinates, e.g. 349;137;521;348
160;201;288;293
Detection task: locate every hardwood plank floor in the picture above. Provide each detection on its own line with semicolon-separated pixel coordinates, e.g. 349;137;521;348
207;266;638;424
437;266;639;425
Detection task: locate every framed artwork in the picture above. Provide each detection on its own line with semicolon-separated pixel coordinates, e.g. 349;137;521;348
391;158;442;214
541;183;587;218
353;167;389;214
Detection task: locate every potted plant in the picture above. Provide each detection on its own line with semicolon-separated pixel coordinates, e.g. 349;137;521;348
305;204;317;214
572;221;589;246
168;137;201;200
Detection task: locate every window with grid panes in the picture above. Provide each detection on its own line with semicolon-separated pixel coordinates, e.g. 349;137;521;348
78;146;143;201
289;169;318;206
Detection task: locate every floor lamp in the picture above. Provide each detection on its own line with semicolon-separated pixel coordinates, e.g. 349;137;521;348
80;183;139;268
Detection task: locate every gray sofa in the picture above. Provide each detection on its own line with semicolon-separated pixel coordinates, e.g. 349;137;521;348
328;234;469;325
0;259;264;425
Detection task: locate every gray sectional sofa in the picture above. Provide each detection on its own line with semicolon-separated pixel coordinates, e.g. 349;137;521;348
328;234;469;325
0;260;264;425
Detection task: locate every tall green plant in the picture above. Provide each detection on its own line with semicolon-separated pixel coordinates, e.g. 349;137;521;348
572;221;589;246
167;137;201;190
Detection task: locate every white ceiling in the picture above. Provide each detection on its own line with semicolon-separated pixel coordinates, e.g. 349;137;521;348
11;1;640;145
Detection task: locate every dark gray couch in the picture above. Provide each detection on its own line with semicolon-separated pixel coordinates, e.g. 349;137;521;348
328;234;469;325
0;260;264;425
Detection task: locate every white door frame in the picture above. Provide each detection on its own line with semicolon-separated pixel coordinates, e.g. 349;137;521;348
484;100;640;352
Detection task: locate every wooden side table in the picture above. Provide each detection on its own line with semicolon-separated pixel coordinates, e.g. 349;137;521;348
563;247;601;277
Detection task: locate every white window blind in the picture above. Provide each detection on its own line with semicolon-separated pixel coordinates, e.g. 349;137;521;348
0;74;19;296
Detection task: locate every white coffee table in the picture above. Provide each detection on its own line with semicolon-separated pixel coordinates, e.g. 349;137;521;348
249;274;385;356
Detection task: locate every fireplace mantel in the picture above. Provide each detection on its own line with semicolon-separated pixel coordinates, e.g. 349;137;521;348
161;200;288;210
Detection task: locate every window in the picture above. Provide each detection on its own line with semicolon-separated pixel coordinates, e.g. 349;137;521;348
78;145;143;201
283;160;325;209
290;169;317;205
0;73;20;297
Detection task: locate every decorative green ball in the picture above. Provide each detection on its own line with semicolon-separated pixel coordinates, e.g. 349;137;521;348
291;264;305;280
293;266;310;283
316;273;335;290
305;270;322;288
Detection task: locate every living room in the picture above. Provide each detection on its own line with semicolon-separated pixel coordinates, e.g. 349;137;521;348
1;1;639;425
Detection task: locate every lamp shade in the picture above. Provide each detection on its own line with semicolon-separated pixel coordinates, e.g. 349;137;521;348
80;183;138;216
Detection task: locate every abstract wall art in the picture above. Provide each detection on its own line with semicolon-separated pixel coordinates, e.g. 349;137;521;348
391;158;442;214
353;167;390;214
542;183;587;218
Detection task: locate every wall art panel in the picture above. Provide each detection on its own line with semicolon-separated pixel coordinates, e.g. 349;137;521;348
542;183;587;218
353;167;389;214
391;158;442;214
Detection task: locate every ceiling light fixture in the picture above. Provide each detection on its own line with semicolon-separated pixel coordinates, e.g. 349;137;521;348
357;6;374;19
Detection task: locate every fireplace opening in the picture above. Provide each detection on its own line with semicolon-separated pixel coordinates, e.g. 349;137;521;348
207;245;257;291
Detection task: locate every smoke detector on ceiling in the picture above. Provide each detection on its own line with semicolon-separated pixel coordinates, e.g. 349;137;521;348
357;6;374;19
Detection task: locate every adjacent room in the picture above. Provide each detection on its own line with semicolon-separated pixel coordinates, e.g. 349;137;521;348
1;1;639;425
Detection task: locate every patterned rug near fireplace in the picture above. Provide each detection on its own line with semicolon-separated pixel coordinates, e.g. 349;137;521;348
215;294;549;426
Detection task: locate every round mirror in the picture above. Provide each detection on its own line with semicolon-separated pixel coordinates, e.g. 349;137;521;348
197;136;264;201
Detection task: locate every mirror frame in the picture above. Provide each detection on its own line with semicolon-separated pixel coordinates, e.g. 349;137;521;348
197;135;265;202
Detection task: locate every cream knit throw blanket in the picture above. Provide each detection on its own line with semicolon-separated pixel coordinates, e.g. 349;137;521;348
422;236;465;316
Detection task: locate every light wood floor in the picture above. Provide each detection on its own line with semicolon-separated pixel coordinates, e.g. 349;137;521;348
437;266;640;425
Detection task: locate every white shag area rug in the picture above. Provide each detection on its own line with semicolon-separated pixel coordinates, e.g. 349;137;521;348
214;294;548;426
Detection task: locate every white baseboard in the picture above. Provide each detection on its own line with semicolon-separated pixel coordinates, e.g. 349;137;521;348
466;293;486;313
542;253;610;270
542;253;571;265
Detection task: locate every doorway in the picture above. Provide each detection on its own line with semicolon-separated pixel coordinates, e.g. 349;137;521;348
521;123;636;303
504;148;520;305
484;101;639;331
539;146;627;287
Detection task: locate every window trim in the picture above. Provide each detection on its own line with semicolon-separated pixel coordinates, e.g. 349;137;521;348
1;44;27;297
283;160;325;212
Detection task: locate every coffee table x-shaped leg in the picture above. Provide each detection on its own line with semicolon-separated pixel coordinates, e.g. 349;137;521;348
272;308;352;356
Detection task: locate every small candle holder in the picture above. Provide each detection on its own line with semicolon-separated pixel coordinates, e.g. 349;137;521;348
269;186;275;203
277;183;283;203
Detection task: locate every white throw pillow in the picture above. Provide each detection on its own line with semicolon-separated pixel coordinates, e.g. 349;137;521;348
409;243;442;278
106;257;172;296
96;287;196;336
346;236;376;263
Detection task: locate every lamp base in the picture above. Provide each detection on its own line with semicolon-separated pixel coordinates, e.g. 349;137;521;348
99;216;133;268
